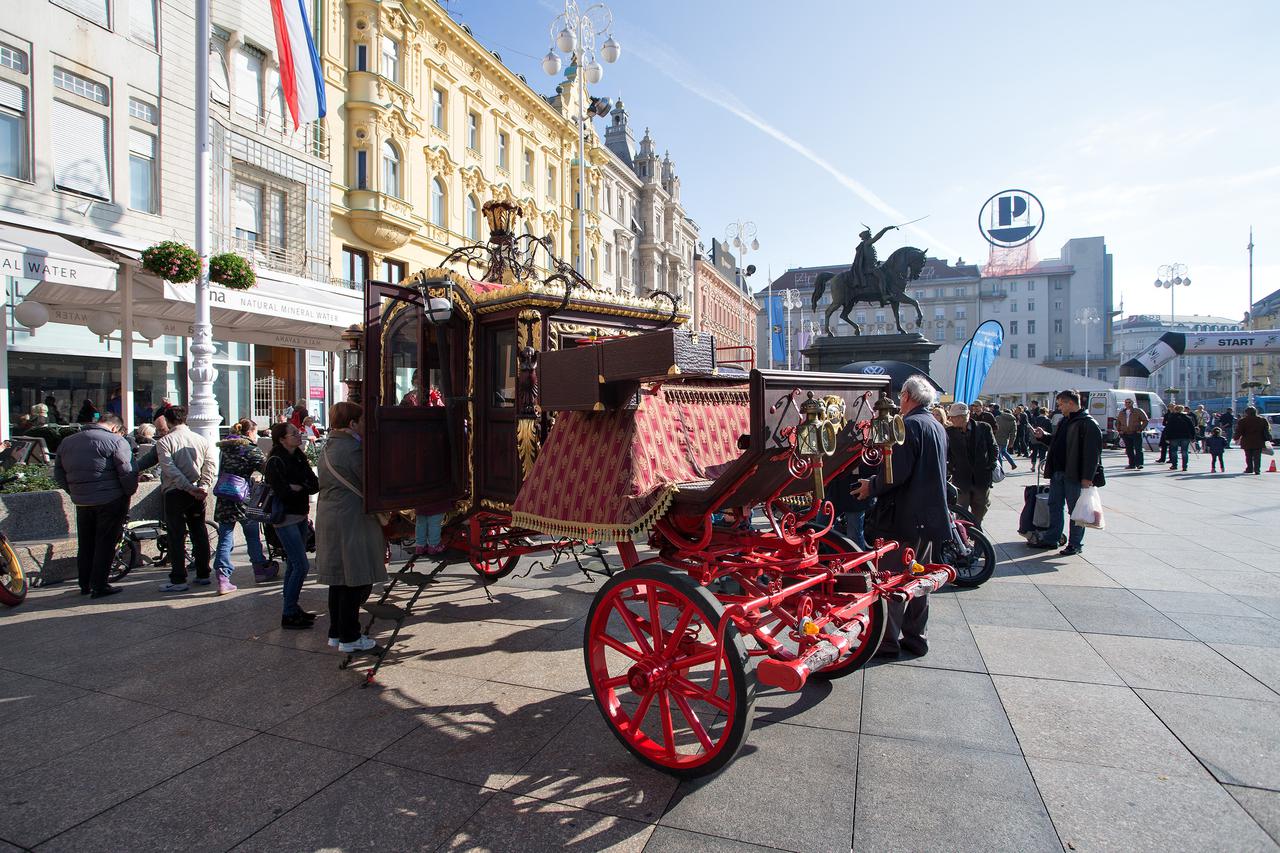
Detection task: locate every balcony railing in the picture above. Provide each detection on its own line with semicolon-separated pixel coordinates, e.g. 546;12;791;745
211;93;329;159
214;232;329;283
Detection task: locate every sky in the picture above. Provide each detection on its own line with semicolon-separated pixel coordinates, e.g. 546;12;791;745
449;0;1279;322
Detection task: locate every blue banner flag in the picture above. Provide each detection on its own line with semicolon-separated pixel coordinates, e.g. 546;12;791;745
954;320;1005;404
768;295;787;366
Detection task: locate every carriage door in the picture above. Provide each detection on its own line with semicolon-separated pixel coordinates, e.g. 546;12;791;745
363;284;469;513
477;319;519;503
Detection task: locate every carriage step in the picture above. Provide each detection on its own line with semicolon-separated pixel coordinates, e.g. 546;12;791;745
363;603;407;622
757;639;844;692
833;572;872;594
391;570;433;588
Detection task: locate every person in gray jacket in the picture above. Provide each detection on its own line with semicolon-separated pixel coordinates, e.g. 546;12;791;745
154;406;218;592
53;413;138;598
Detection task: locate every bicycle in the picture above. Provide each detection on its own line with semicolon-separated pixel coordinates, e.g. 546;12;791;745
110;514;220;583
0;476;27;607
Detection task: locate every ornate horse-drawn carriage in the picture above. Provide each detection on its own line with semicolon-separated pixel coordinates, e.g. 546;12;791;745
358;203;954;776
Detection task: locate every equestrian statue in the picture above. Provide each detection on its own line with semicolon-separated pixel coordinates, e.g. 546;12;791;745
811;225;928;336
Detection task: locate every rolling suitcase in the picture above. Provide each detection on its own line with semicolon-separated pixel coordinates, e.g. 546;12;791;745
1018;472;1051;539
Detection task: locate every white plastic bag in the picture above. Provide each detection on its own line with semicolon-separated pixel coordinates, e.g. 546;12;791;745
1070;485;1105;529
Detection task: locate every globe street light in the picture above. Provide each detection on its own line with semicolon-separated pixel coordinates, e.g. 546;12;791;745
723;221;760;355
1155;263;1192;399
1074;307;1101;378
782;288;803;371
544;1;619;276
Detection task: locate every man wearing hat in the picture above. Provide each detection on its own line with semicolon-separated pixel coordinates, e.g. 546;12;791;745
851;224;897;306
945;402;998;524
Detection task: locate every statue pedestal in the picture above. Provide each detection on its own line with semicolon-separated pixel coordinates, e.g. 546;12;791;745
802;333;942;376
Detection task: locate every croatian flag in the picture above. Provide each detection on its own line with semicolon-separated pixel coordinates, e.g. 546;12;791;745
270;0;327;130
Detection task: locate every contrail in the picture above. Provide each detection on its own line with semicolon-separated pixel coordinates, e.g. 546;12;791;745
623;35;963;258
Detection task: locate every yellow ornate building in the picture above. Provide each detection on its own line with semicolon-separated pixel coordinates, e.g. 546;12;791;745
321;0;612;286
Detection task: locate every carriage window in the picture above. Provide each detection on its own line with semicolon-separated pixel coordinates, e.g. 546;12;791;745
491;328;517;408
386;307;420;405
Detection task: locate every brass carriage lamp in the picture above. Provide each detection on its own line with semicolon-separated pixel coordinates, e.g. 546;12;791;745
482;200;523;244
869;392;906;484
795;391;837;500
340;324;364;404
419;275;454;326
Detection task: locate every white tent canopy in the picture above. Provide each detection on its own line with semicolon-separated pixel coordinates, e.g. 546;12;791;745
930;342;1112;401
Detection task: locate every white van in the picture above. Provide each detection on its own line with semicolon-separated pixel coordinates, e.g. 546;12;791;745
1084;389;1167;446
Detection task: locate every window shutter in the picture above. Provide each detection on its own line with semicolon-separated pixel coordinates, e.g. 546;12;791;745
130;0;157;46
53;0;109;28
0;79;25;112
51;99;110;199
129;128;155;158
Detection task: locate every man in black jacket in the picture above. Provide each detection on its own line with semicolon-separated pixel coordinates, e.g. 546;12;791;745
1029;390;1103;556
854;375;951;658
1161;404;1196;472
945;402;998;524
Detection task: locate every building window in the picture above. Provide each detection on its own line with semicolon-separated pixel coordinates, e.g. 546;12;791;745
955;306;966;319
233;181;263;244
341;246;368;286
1027;299;1035;311
546;164;556;200
605;182;612;214
1053;299;1063;310
1028;280;1036;291
1027;320;1036;334
1010;344;1019;359
604;241;612;273
1010;301;1018;312
268;189;285;251
1098;367;1107;381
953;287;966;297
355;149;368;189
128;121;157;213
934;307;945;319
855;311;866;324
354;43;368;71
209;37;230;105
52;0;109;28
523;148;533;185
1010;281;1018;293
234;45;264;120
431;87;445;129
1010;320;1019;335
380;35;400;84
130;0;157;47
875;310;885;323
51;67;111;199
590;248;598;281
467;111;479;150
382;141;400;197
1054;319;1063;333
497;130;508;170
466;193;479;239
1027;343;1037;358
0;42;30;180
954;325;966;341
381;259;406;283
431;177;446;226
1054;279;1063;290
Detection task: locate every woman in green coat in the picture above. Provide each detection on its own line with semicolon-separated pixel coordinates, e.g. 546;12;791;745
315;401;386;654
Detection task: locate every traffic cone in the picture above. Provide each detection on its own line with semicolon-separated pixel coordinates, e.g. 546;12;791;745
1269;459;1277;473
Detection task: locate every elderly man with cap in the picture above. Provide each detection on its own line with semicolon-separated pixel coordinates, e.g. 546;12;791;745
945;402;999;524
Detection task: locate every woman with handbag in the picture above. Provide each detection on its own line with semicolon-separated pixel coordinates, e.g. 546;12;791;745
266;421;320;628
314;401;386;654
211;419;279;594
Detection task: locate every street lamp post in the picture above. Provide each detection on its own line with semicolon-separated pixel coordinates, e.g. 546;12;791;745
542;2;620;277
725;220;759;351
1075;307;1101;379
188;0;220;443
1154;263;1192;401
782;288;802;371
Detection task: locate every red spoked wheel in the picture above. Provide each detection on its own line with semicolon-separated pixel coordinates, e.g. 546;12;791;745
470;554;518;580
584;565;755;778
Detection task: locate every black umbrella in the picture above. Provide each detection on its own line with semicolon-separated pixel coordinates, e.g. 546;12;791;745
837;360;945;394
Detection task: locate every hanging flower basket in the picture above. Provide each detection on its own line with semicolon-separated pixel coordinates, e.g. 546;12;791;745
209;252;257;291
141;241;201;283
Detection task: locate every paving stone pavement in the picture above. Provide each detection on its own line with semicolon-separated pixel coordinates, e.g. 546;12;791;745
2;447;1278;851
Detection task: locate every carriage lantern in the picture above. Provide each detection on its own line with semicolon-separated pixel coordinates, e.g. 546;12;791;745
418;275;455;326
796;391;837;500
340;324;364;403
483;200;523;244
869;392;906;485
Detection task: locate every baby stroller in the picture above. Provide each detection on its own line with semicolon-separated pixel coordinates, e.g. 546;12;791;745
263;520;317;563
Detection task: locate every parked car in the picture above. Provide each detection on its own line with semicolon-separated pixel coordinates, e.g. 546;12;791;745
1085;389;1167;447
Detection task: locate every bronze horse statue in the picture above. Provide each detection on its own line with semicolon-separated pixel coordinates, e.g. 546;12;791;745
811;246;928;335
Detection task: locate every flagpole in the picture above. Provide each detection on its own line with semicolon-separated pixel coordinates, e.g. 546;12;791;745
189;0;220;443
767;264;773;369
1246;226;1255;409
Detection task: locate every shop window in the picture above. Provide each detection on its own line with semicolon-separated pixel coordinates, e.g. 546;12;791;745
52;67;111;199
130;0;157;47
0;41;30;181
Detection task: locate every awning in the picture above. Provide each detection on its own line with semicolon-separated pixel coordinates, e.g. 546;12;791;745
0;223;118;289
27;256;360;352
